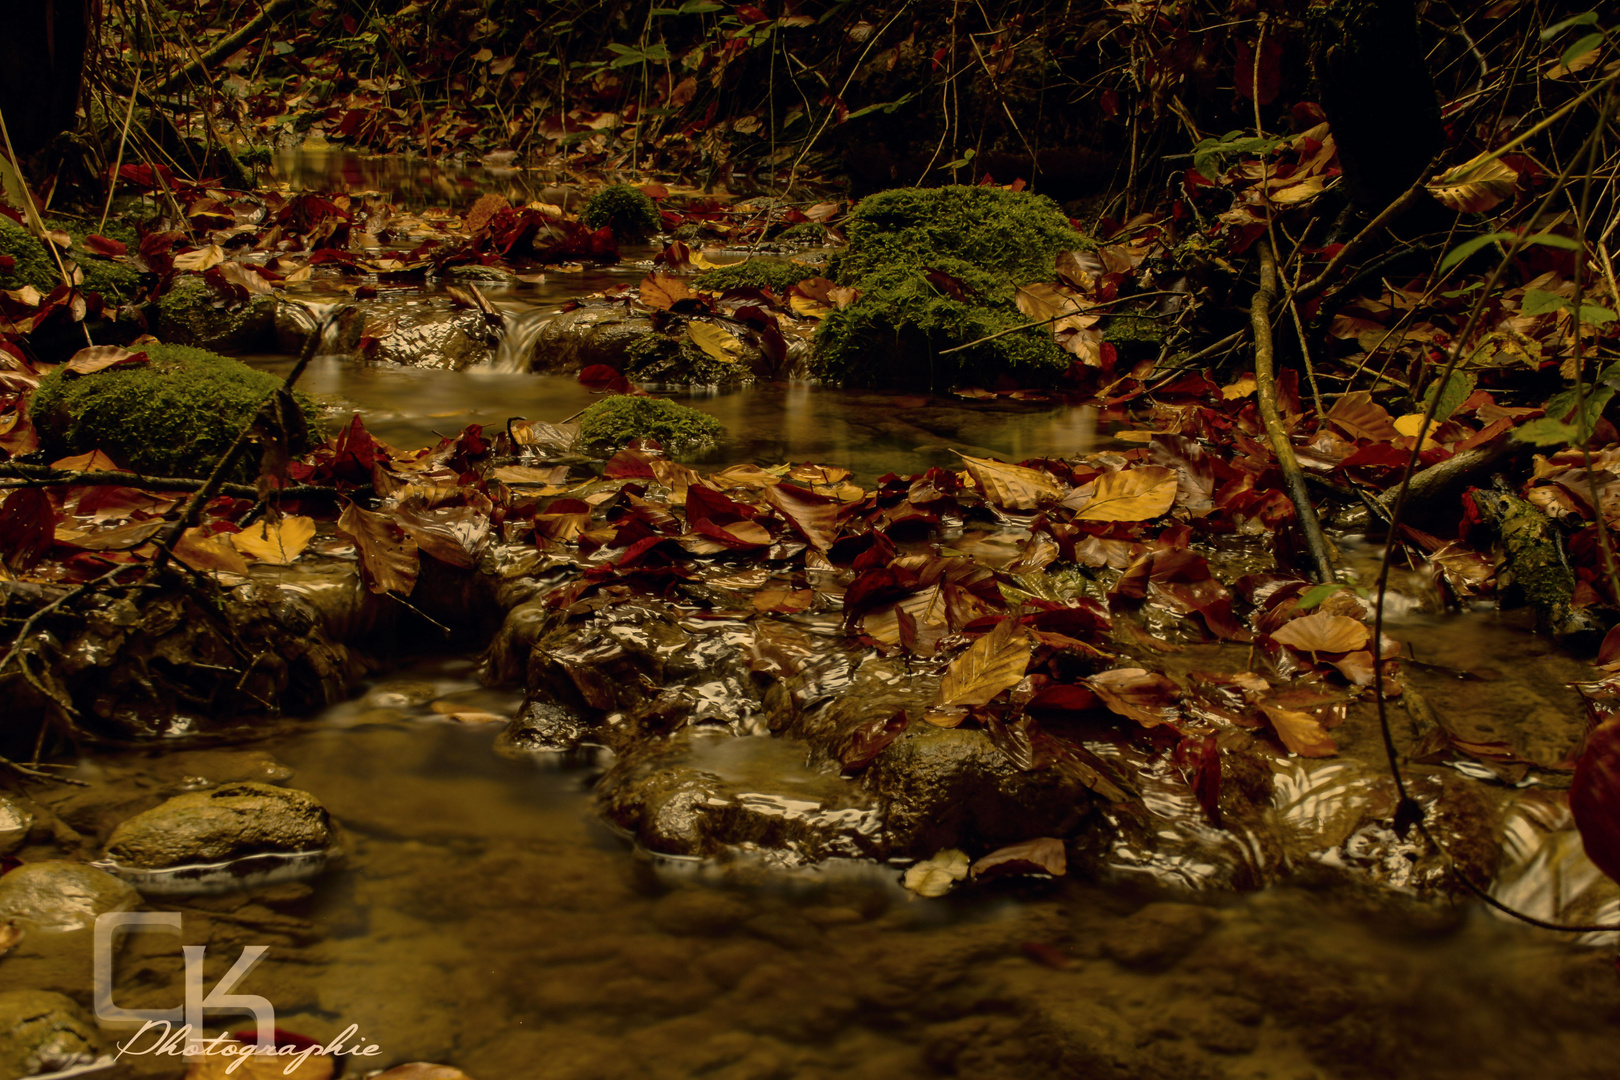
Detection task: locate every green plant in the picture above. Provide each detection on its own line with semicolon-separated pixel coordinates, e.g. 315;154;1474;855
575;395;723;455
581;184;662;242
30;344;324;479
693;258;819;294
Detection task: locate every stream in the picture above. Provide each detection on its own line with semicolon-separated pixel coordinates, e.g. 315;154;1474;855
3;161;1620;1080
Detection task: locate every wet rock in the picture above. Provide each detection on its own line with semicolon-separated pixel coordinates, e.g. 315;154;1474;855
651;887;755;937
366;300;502;369
528;304;661;373
0;861;138;932
273;299;365;356
146;749;294;791
1102;902;1218;970
156;274;277;352
102;782;332;870
496;700;593;755
597;733;884;862
445;263;515;284
363;680;442;709
0;798;32;855
0;990;104;1080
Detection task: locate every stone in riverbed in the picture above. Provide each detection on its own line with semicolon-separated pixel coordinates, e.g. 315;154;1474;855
0;797;32;855
101;782;333;880
0;990;105;1080
0;861;138;932
1102;902;1218;970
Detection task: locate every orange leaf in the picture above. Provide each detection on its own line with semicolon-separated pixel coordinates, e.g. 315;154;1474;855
955;452;1065;511
173;527;249;576
1260;703;1337;757
971;837;1066;879
1063;466;1178;521
640;272;693;310
337;501;419;595
1326;391;1399;442
1270;612;1370;653
936;618;1033;707
1086;667;1180;726
232;515;316;564
762;482;837;551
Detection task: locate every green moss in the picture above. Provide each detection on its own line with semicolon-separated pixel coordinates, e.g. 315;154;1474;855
830;185;1084;286
30;344;324;480
1102;312;1165;362
0;216;61;293
779;221;829;245
575;395;724;456
622;334;738;387
581;184;662;242
812;186;1086;390
157;275;277;350
692;258;819;294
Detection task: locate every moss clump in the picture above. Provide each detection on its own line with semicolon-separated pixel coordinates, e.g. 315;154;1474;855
0;216;61;293
30;344;324;480
623;334;740;387
575;395;723;456
693;258;819;295
778;221;829;245
581;184;662;242
813;186;1086;390
157;275;277;350
1102;312;1165;362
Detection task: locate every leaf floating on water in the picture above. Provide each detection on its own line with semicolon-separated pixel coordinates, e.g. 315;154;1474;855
1572;715;1620;887
1269;612;1370;653
954;452;1065;511
174;527;250;576
687;321;743;363
971;837;1067;880
762;482;837;551
337;501;419;595
1260;703;1337;757
232;515;316;564
1063;466;1178;522
1086;667;1181;727
903;848;970;897
840;709;909;770
936;618;1033;708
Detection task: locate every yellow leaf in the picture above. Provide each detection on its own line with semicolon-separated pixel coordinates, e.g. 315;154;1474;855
687;321;743;364
1427;153;1518;214
1063;466;1178;521
232;515;317;563
955;452;1066;511
1222;375;1257;399
936;619;1033;707
789;293;831;319
1260;704;1337;757
174;528;249;576
902;849;970;897
172;244;226;271
1392;414;1440;449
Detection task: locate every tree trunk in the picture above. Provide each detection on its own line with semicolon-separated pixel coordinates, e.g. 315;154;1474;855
0;1;89;156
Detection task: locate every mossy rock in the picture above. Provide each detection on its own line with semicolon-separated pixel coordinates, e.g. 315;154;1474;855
576;395;723;456
0;216;143;301
813;186;1085;390
157;274;277;351
581;184;662;242
30;343;324;479
622;332;757;388
693;258;819;294
1102;312;1165;362
778;221;829;245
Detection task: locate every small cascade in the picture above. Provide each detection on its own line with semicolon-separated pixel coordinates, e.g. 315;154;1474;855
491;306;554;372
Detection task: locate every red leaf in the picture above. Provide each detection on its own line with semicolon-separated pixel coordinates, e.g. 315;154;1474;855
82;234;127;257
1572;717;1620;886
0;488;55;568
579;364;633;393
841;709;909;770
1173;735;1222;826
763;482;837;551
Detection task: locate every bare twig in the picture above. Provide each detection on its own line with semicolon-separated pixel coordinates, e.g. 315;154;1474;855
151;0;299;97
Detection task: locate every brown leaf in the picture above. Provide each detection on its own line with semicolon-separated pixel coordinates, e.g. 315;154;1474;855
936;618;1033;707
1326;391;1399;442
1260;703;1337;757
1270;612;1370;653
217;261;275;295
174;527;249;576
762;482;837;551
1014;281;1095;333
1572;715;1620;886
640;272;694;310
1063;466;1178;522
971;837;1067;879
1427;154;1518;214
464;191;508;234
337;501;419;595
394;502;490;568
1087;667;1181;727
955;452;1065;511
64;346;148;376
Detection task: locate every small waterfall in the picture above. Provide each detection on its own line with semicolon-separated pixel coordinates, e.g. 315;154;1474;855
491;306;554;372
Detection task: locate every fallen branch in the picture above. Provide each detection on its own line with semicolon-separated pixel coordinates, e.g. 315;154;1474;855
1251;238;1335;582
0;464;338;501
152;0;300;97
937;290;1190;355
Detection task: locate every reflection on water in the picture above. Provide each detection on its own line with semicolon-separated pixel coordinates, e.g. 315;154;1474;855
244;354;1099;482
267;147;575;211
18;662;1620;1080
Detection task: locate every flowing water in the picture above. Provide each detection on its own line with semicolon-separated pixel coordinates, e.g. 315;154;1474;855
6;161;1620;1079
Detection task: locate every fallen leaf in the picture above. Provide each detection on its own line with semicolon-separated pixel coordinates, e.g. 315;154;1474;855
762;482;837;551
687;321;743;364
1326;390;1400;442
936;618;1033;707
955;452;1065;511
174;528;249;576
64;346;148;376
337;501;419;595
232;516;316;563
1427;154;1518;214
1260;703;1337;757
1064;466;1178;521
172;245;226;271
1572;715;1620;886
640;272;694;310
903;848;970;897
1087;667;1180;726
971;837;1066;879
1270;612;1370;653
464;191;508;234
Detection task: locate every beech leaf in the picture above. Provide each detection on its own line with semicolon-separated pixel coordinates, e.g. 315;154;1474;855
971;837;1067;879
1572;716;1620;887
173;528;249;576
936;618;1033;707
64;346;148;376
1427;154;1518;214
232;515;316;564
1269;612;1370;653
687;321;743;363
955;452;1065;511
640;272;694;310
762;482;837;551
1086;667;1180;726
338;501;419;595
1260;703;1337;757
1063;466;1178;522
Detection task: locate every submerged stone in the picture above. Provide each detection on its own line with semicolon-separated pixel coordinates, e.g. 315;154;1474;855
0;861;138;932
0;990;105;1080
0;797;32;855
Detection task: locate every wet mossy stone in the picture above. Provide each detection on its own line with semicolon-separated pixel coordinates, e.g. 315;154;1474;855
30;343;324;480
693;258;819;295
0;216;142;301
102;782;332;870
581;183;662;242
778;221;829;245
0;990;105;1080
814;186;1086;390
156;273;277;351
576;395;723;456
